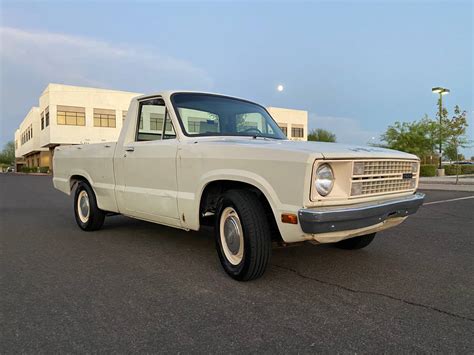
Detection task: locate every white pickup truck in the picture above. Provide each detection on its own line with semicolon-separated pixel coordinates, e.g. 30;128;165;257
53;91;424;281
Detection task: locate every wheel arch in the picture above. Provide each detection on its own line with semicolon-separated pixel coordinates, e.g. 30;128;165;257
198;178;283;242
69;173;93;192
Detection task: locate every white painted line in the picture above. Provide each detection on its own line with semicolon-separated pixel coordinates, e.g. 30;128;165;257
424;196;474;206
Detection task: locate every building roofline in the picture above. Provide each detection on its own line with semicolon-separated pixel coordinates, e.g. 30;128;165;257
267;106;308;113
40;83;142;96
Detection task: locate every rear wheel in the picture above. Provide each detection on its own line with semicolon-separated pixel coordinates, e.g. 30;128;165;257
334;233;376;250
74;182;105;231
215;190;272;281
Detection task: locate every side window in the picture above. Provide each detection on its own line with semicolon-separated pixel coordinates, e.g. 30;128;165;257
136;98;166;141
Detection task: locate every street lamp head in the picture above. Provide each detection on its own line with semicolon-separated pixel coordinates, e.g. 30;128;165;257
432;87;450;95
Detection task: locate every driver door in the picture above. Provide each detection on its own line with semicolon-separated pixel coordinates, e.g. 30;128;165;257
121;97;180;226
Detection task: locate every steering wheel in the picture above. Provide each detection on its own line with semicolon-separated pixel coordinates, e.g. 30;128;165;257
242;127;262;134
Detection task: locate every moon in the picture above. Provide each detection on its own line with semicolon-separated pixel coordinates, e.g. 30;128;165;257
277;84;284;92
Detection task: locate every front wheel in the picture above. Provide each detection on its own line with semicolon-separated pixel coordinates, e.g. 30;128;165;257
74;182;105;231
334;233;376;250
215;190;272;281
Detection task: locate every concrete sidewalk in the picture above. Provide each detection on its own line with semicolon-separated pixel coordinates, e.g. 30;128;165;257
419;175;474;192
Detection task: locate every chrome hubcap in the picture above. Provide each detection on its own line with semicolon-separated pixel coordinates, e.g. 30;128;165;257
220;207;244;265
77;190;90;223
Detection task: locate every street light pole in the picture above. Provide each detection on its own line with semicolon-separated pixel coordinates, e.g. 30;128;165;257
432;87;450;170
438;92;443;169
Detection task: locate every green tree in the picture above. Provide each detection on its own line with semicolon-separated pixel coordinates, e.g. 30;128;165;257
443;106;470;182
380;119;433;159
420;114;438;159
443;144;465;162
0;141;15;165
443;143;458;162
307;128;336;142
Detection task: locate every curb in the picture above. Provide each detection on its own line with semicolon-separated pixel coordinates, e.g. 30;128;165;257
419;183;474;192
419;181;474;186
11;172;52;176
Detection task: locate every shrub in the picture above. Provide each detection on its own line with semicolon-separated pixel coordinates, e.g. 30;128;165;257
461;165;474;175
444;165;459;176
445;164;474;175
420;164;436;177
39;166;49;174
20;166;38;173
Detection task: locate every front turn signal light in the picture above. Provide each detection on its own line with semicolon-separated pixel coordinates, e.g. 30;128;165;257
281;213;298;224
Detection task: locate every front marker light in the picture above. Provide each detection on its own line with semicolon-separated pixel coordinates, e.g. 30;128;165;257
315;163;334;196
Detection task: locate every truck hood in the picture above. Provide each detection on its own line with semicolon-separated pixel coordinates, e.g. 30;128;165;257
192;137;418;160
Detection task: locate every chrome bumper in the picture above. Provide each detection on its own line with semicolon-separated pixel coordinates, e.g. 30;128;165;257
298;193;425;234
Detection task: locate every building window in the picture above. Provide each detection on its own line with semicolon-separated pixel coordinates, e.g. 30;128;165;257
57;105;85;126
45;107;49;127
279;125;288;136
20;125;33;145
41;112;45;130
188;119;200;133
291;127;304;138
149;113;164;131
94;108;116;128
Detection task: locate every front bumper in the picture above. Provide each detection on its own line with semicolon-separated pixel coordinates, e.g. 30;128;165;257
298;192;425;234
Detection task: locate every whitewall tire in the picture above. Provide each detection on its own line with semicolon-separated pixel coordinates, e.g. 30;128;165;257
74;182;105;231
215;189;272;281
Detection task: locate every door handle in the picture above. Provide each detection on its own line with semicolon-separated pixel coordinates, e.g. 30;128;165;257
125;147;135;152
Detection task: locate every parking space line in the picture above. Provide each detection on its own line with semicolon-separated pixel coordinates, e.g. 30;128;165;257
424;196;474;206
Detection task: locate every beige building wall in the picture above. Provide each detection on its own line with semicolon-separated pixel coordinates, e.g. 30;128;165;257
39;84;141;148
14;107;50;169
267;107;308;141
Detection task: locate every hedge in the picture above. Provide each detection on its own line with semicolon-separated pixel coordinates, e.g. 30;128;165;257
20;166;37;173
462;165;474;174
420;164;436;177
444;164;474;176
19;166;51;174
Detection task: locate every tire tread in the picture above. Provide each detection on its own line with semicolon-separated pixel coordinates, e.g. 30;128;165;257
74;182;105;231
217;189;272;281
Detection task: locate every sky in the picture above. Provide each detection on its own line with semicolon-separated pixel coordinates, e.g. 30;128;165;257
0;0;472;156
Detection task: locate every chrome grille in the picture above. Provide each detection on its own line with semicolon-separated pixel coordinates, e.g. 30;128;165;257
353;160;414;176
351;160;418;197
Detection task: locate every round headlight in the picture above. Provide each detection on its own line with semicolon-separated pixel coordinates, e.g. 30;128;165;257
315;163;334;196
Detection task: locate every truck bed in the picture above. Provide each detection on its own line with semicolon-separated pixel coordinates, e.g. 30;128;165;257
53;142;118;212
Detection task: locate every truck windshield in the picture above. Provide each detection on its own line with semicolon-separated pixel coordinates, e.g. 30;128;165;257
171;93;286;139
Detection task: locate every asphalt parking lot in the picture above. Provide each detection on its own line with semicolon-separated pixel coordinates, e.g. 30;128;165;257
1;174;473;353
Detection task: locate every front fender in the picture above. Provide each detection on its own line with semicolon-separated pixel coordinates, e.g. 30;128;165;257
180;169;302;232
